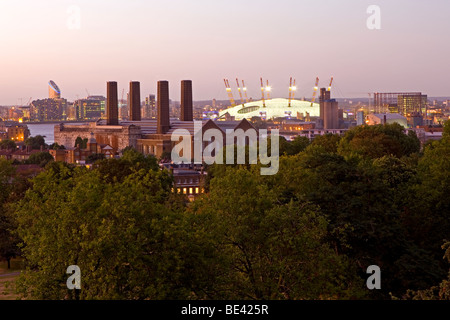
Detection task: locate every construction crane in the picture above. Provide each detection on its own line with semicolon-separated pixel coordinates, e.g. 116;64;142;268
223;79;236;107
327;76;334;92
19;97;32;106
236;78;245;106
266;80;271;100
260;77;266;107
242;80;249;103
310;77;320;107
288;77;297;107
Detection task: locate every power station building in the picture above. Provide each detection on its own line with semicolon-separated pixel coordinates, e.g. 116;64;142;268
54;80;257;158
319;88;339;129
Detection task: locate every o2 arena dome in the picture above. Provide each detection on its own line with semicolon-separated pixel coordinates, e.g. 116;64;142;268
219;98;320;120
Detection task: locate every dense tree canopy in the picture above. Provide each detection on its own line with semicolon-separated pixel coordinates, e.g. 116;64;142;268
25;135;46;150
25;151;54;167
0;140;17;150
338;123;421;159
0;121;448;300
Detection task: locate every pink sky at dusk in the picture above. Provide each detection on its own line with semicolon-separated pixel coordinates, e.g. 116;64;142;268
0;0;449;105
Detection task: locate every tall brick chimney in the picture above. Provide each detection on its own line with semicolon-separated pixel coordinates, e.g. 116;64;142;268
106;81;119;125
180;80;193;121
319;88;331;121
157;80;170;134
129;81;141;121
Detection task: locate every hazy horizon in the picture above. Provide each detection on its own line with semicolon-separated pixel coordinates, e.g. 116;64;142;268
1;0;449;105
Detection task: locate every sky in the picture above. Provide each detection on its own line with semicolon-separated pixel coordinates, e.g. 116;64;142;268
0;0;449;105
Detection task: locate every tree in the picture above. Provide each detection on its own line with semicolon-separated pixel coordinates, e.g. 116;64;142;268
402;241;450;300
190;166;366;299
310;133;341;153
74;137;88;149
405;121;450;272
25;135;46;150
279;136;310;156
0;140;17;150
274;146;444;298
338;123;420;159
0;160;20;269
49;143;65;150
14;163;192;300
25;152;54;167
86;153;105;164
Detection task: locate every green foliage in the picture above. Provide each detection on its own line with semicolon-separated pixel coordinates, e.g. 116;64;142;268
95;149;159;184
6;121;450;300
49;143;65;150
0;160;20;268
275;147;445;298
25;152;54;167
405;126;450;268
14;166;193;299
402;241;450;300
74;137;88;149
310;133;341;153
86;153;105;164
443;120;450;139
191;166;366;299
338;123;420;159
279;136;310;156
0;140;17;150
25;135;46;150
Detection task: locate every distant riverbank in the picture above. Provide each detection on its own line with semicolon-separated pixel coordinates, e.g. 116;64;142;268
23;120;96;125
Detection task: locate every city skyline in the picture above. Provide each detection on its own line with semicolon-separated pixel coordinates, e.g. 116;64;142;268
1;0;450;105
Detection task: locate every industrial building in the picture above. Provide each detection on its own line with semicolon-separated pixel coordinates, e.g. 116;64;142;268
366;113;408;128
54;80;258;160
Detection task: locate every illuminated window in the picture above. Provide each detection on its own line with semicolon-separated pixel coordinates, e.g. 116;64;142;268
195;187;199;194
183;188;187;194
189;188;193;194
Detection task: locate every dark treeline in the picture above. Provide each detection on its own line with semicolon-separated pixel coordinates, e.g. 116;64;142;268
0;122;449;300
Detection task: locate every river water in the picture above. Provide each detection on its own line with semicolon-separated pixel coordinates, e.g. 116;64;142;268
26;123;56;144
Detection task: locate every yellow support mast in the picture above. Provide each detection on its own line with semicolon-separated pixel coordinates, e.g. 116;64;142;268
260;77;266;107
236;78;245;106
224;78;236;107
266;80;271;100
242;80;249;103
327;76;334;92
310;77;320;107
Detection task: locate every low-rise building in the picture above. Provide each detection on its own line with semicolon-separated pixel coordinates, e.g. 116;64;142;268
366;113;408;128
